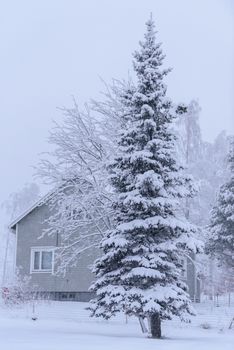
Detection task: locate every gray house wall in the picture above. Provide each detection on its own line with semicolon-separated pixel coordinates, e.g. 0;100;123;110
14;202;97;301
12;200;200;302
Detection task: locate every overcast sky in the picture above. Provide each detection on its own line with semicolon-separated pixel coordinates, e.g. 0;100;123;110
0;0;233;203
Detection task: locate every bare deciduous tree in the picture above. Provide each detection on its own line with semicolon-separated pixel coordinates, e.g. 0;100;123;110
37;81;135;273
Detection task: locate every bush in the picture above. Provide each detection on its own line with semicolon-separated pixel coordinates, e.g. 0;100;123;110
200;322;211;329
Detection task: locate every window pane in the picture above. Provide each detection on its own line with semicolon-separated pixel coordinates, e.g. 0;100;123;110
34;251;40;270
41;251;52;270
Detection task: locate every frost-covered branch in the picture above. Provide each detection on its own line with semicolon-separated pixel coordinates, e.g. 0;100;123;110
37;81;134;272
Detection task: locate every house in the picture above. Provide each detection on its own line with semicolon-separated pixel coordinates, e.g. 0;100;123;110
9;192;200;302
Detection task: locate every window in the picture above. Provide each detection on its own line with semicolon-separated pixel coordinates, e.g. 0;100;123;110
60;292;76;301
31;247;54;273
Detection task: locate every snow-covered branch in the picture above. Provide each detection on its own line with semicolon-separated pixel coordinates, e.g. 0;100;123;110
37;81;134;272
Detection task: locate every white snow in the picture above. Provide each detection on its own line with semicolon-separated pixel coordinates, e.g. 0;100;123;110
0;298;233;350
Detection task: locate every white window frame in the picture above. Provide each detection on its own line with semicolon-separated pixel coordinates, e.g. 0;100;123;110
30;247;55;274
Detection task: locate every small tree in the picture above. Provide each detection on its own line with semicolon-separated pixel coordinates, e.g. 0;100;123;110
2;270;37;307
208;140;234;269
90;17;201;338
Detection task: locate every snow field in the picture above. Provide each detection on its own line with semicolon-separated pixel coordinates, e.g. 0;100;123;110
0;299;233;350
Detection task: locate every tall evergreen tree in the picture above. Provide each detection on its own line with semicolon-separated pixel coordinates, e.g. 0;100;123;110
208;140;234;269
90;17;201;338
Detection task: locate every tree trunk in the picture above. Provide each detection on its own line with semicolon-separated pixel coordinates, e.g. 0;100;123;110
138;317;148;333
149;313;161;338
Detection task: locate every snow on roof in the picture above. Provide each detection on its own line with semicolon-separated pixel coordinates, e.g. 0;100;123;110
9;189;54;230
9;178;85;230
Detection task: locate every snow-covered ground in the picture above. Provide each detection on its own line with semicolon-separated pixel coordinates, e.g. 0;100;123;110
0;298;233;350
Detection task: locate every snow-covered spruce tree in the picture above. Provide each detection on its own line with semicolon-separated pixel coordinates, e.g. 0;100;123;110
208;140;234;269
90;17;201;338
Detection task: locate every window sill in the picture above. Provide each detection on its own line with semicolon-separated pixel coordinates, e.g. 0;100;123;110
30;270;53;274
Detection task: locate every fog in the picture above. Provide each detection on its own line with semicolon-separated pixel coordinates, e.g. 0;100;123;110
0;0;233;202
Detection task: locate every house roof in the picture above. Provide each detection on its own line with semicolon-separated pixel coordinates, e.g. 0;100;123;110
9;178;81;231
9;189;54;230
